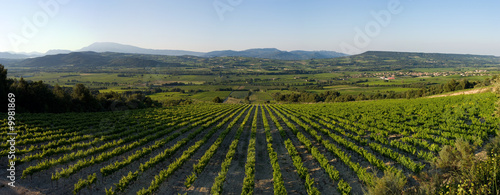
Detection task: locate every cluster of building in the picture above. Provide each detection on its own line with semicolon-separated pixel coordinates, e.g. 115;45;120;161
379;76;396;80
371;70;489;79
331;70;489;81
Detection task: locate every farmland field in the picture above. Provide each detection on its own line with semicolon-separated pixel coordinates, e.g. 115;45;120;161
1;93;498;194
8;69;495;104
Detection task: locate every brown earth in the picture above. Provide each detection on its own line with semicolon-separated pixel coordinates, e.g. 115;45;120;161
427;87;491;98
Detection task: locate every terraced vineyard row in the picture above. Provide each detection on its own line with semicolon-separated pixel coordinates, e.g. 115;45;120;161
1;93;498;194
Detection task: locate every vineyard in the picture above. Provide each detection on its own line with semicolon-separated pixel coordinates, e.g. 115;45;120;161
1;93;498;195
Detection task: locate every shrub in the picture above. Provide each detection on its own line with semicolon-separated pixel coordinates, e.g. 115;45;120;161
366;170;407;195
484;136;500;157
434;139;474;172
212;96;223;103
425;154;500;195
419;138;499;194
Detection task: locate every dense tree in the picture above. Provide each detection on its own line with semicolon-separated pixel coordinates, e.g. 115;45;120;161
443;79;457;92
0;65;8;102
0;65;160;113
72;84;93;101
162;98;192;106
212;96;223;103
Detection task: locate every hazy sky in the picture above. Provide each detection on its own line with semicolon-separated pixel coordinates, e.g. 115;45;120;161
1;0;499;55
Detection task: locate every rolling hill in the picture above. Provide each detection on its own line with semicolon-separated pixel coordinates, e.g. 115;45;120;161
315;51;500;71
13;52;185;68
204;48;347;60
8;50;500;72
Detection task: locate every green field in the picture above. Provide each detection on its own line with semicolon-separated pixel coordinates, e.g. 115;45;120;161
190;91;232;101
9;57;498;103
229;91;250;99
249;91;274;103
9;70;494;103
147;91;231;102
147;92;190;101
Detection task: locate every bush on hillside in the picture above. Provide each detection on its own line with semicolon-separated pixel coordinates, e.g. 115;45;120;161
366;170;406;195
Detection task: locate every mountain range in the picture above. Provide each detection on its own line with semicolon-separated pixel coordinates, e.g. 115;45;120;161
203;48;346;60
13;52;190;68
0;52;43;59
0;42;347;60
7;49;500;72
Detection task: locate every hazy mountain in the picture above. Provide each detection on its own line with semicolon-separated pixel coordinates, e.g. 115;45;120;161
79;42;205;56
17;52;109;68
204;48;347;60
16;51;45;56
0;50;71;59
78;42;348;60
45;49;72;55
14;52;189;68
0;58;24;66
0;52;40;59
0;50;74;59
290;50;348;59
1;42;347;61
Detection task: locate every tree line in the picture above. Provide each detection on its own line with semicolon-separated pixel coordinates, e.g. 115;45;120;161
0;64;160;113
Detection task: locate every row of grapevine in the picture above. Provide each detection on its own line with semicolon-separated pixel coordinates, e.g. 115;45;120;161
280;104;424;174
23;105;236;178
184;105;250;188
241;106;258;194
264;105;321;194
270;105;370;188
18;104;227;162
284;139;320;195
260;106;287;194
279;105;389;171
102;105;246;177
211;106;255;194
268;105;354;193
135;106;246;194
99;105;242;193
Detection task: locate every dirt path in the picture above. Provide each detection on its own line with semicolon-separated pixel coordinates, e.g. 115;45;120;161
253;105;274;194
427;87;491;98
0;180;42;195
221;107;255;194
223;91;234;103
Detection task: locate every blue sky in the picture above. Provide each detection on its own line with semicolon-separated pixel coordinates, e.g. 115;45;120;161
1;0;499;55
